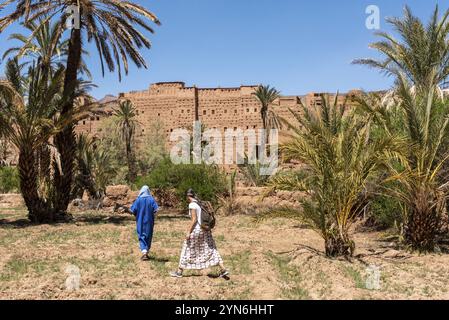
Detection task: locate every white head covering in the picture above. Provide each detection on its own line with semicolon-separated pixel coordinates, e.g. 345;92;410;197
138;185;151;198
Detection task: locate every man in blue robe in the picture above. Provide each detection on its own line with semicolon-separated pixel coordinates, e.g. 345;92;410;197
131;186;159;261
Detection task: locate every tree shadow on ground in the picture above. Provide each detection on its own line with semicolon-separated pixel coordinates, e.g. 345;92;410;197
0;212;135;229
207;273;230;281
0;212;190;229
0;218;33;229
148;255;170;263
156;214;190;222
74;214;134;225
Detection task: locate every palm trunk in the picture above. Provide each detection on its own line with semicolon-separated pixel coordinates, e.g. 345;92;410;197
261;106;269;145
37;144;51;196
126;137;137;183
53;27;82;213
403;187;444;251
19;147;52;223
324;232;354;257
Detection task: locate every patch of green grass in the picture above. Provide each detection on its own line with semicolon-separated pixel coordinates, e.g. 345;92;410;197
341;264;365;289
266;251;309;299
65;256;110;277
151;230;185;249
0;255;60;281
113;254;137;272
102;292;117;300
30;260;60;275
268;218;288;227
226;250;252;275
228;283;253;300
0;256;28;281
0;229;24;246
209;279;253;300
0;207;27;212
0;213;19;220
422;285;432;296
234;287;253;300
34;229;84;244
88;228;121;242
0;208;28;222
316;270;332;298
214;234;225;243
152;230;184;241
147;253;178;276
234;216;253;229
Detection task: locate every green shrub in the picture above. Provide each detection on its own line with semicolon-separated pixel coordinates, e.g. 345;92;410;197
367;194;403;230
0;166;19;193
137;157;227;206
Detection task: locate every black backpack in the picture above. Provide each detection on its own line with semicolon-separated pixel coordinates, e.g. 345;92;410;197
197;200;216;231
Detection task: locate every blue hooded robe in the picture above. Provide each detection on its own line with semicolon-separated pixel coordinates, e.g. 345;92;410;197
131;186;159;253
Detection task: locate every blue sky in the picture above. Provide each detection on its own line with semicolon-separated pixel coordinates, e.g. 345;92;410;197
0;0;448;99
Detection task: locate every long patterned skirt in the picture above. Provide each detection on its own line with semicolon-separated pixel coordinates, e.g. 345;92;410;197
179;227;223;270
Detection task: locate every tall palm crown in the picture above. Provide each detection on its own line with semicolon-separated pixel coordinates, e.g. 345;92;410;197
354;5;449;92
0;0;161;81
3;19;65;71
2;19;91;78
114;99;138;145
253;85;281;131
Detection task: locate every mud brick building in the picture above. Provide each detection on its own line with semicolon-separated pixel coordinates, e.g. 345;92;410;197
75;81;359;147
0;83;362;167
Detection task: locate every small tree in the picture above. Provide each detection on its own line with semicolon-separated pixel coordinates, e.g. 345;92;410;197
253;85;282;140
137;120;167;175
355;5;449;251
0;59;91;222
113;100;139;183
268;94;402;257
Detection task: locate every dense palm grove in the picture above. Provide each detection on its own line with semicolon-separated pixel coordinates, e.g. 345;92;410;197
0;0;160;221
1;3;449;257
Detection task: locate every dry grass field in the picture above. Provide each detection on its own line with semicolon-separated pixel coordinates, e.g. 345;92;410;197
1;207;448;300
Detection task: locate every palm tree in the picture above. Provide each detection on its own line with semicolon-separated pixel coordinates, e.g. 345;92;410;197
267;94;402;257
0;59;91;222
253;85;282;135
2;19;91;79
0;0;161;213
355;5;449;251
353;5;449;93
73;133;98;199
358;80;449;251
91;147;116;197
114;99;139;183
73;134;115;199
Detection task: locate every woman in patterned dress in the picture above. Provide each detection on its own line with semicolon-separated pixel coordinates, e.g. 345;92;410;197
170;189;229;278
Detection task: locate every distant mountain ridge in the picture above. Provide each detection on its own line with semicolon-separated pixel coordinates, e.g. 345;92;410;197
97;94;117;104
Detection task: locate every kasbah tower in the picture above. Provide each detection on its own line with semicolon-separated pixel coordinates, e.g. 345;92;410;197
75;81;359;160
